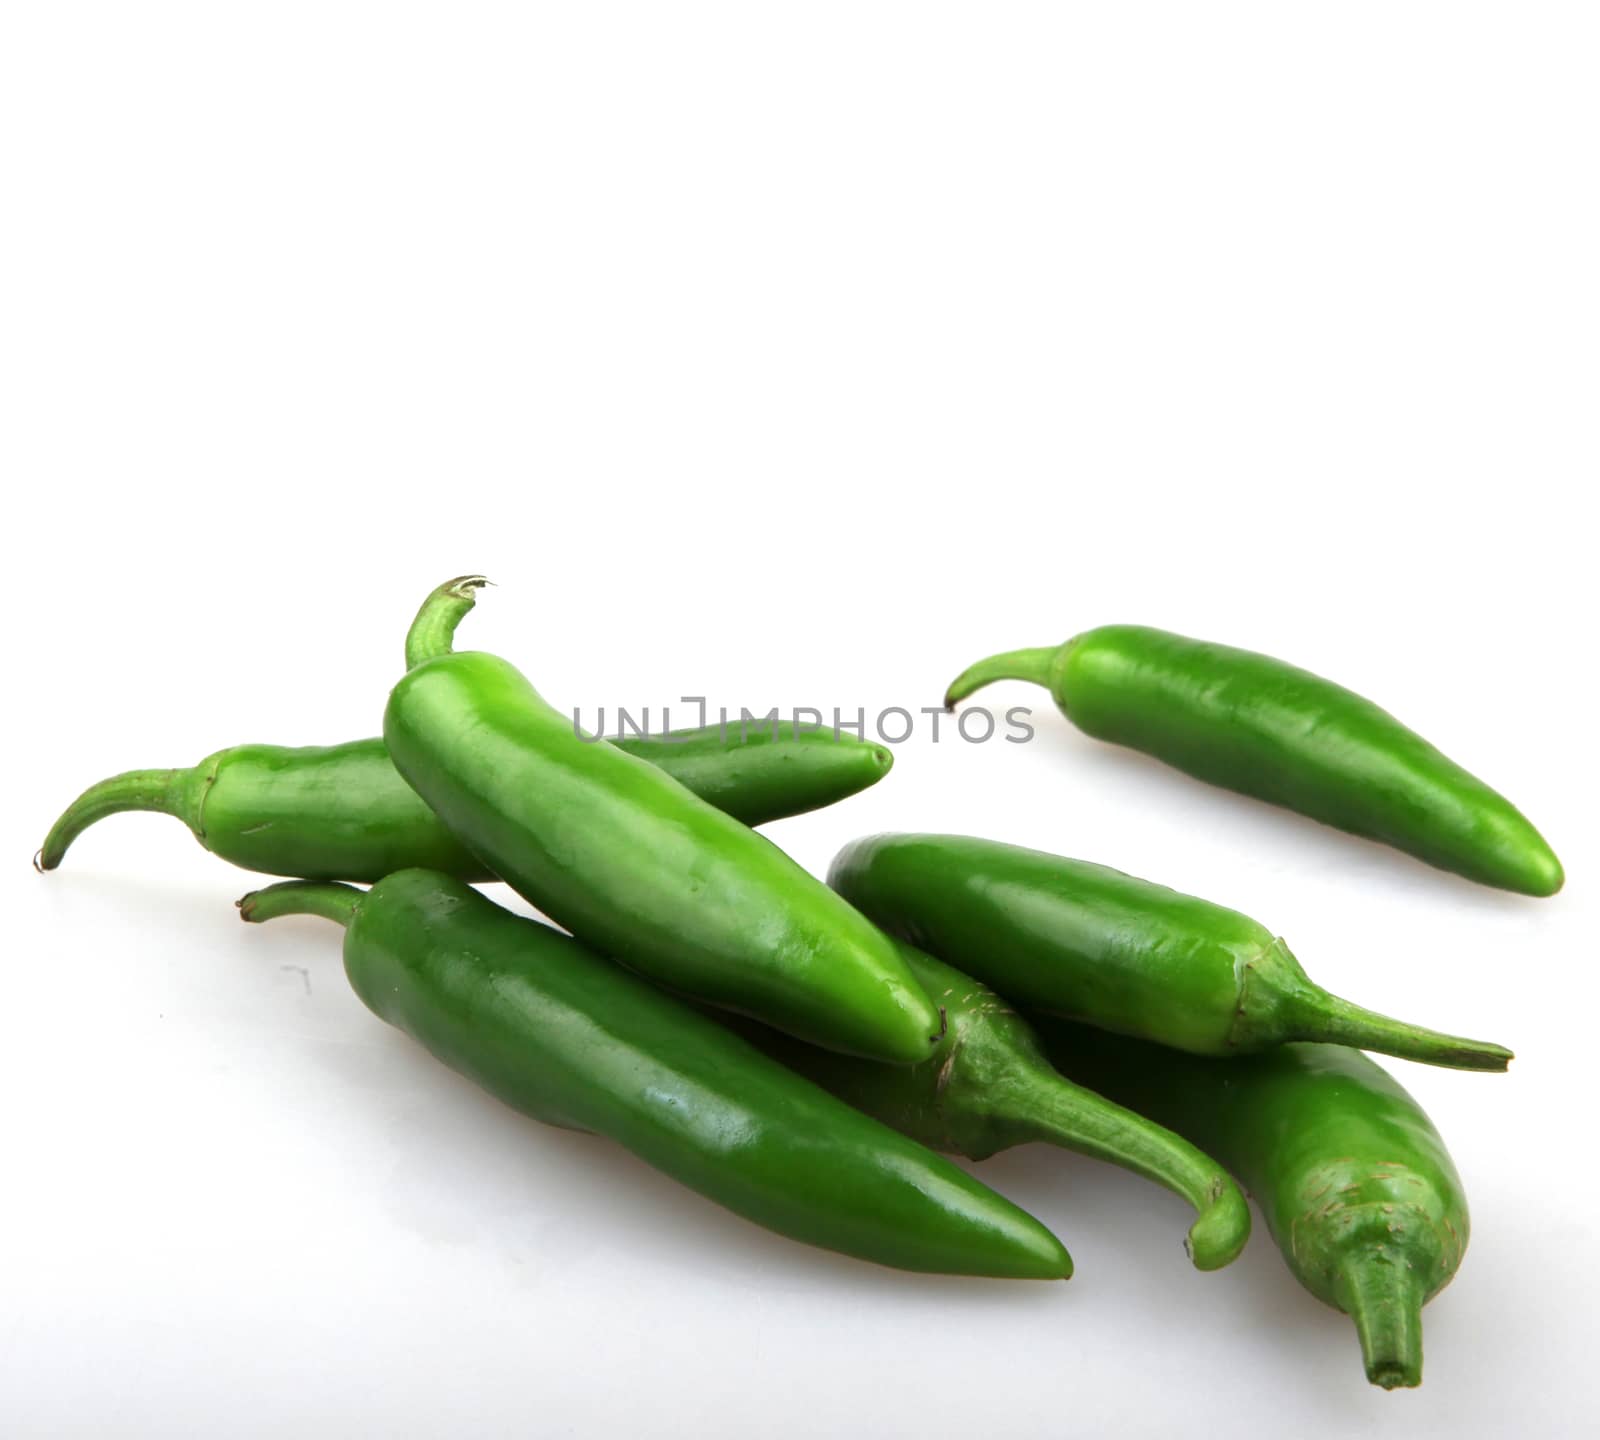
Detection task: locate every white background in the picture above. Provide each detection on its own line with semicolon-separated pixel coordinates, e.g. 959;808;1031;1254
3;3;1596;1436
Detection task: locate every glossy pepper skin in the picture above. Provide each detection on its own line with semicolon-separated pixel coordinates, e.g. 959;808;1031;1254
945;625;1563;896
734;939;1251;1270
1040;1021;1468;1388
35;725;892;882
829;833;1513;1071
383;577;941;1063
238;870;1072;1280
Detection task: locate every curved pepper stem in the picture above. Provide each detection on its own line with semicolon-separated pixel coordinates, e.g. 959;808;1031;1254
36;769;186;871
943;645;1060;710
238;880;363;928
1334;1253;1426;1389
404;575;491;671
988;1073;1252;1272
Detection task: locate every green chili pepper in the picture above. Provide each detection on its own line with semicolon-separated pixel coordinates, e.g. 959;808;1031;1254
382;577;941;1063
829;833;1513;1071
734;939;1251;1271
945;625;1563;896
35;725;891;882
238;870;1072;1279
1039;1020;1468;1388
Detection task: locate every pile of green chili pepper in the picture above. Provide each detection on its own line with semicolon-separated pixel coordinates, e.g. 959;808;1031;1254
38;576;1561;1390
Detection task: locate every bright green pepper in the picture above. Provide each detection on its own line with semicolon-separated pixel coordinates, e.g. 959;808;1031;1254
945;625;1563;896
735;939;1251;1270
238;870;1071;1279
383;577;940;1063
1040;1020;1469;1388
35;725;891;882
829;833;1513;1071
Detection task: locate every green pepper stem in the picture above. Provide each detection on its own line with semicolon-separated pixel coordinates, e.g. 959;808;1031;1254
1333;1252;1426;1389
943;645;1060;710
404;575;491;670
1289;988;1513;1073
36;769;186;871
987;1071;1253;1271
238;880;362;928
